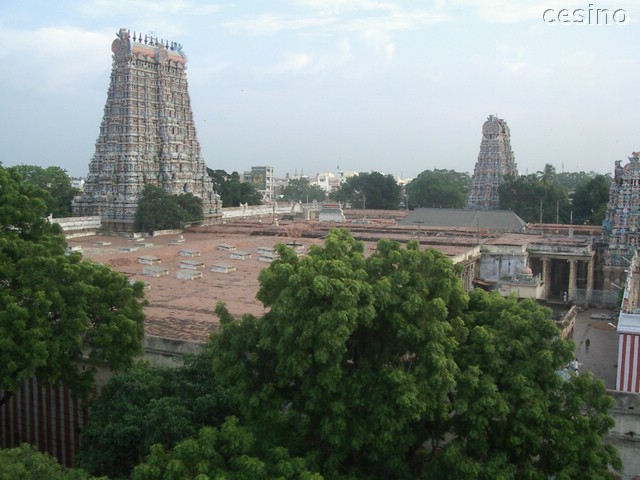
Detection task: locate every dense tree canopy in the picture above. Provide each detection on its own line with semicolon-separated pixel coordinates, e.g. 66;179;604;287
406;168;470;209
131;417;323;480
79;352;233;479
571;174;611;225
282;177;326;203
556;170;612;193
499;171;571;224
134;184;203;232
207;169;263;206
0;444;102;480
0;167;146;406
206;229;618;479
8;164;79;217
424;290;620;479
499;167;612;225
330;171;401;209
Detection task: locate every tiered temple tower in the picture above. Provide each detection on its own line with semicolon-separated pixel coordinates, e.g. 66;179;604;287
75;28;220;232
466;115;518;210
604;153;640;262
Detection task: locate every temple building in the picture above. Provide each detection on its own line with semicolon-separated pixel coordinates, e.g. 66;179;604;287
604;153;640;264
74;28;220;232
466;115;518;210
616;252;640;393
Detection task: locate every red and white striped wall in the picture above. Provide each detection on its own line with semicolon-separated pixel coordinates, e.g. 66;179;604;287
616;311;640;393
617;333;640;392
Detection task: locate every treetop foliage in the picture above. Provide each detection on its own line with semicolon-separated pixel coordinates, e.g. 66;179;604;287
204;229;618;479
330;171;401;209
131;417;323;480
0;166;146;405
134;184;203;232
500;166;612;225
207;168;262;207
282;177;326;203
79;352;234;479
406;168;470;209
8;164;79;218
0;444;103;480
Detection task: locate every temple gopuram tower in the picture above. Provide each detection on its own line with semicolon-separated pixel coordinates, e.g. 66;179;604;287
75;28;220;232
466;115;518;210
604;153;640;262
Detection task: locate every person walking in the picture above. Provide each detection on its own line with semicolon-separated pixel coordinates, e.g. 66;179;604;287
585;338;591;352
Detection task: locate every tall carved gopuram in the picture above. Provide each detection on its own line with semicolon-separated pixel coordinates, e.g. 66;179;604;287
604;153;640;263
466;115;518;210
75;28;220;232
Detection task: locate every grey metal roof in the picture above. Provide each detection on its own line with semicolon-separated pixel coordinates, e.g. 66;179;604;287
398;208;526;232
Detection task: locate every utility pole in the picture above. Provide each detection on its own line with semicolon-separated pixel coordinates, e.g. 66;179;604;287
539;200;543;224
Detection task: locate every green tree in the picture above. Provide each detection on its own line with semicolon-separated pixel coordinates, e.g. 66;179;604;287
131;417;323;480
571;174;611;225
406;169;470;209
0;444;103;480
282;178;326;203
330;171;401;209
500;173;571;224
424;290;621;479
212;230;465;478
9;165;80;217
207;169;262;206
209;230;619;479
0;167;146;406
134;185;203;232
537;163;556;200
175;192;203;221
556;171;611;192
79;351;233;479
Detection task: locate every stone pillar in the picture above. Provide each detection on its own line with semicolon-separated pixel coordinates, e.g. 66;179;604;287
568;259;578;302
542;258;551;299
585;257;594;308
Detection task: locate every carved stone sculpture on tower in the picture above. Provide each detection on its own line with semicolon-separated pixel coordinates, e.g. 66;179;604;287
466;115;518;210
603;152;640;264
74;28;221;232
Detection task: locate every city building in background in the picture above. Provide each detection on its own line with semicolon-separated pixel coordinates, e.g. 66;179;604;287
248;165;274;201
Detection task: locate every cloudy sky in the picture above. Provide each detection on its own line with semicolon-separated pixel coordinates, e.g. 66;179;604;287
1;0;639;179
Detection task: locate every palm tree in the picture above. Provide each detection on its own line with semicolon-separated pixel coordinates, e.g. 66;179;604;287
537;163;556;200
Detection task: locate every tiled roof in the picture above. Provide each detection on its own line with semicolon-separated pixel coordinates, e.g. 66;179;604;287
399;208;526;232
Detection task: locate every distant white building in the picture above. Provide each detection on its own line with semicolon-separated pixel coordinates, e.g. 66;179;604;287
338;170;358;183
70;177;85;190
314;172;341;193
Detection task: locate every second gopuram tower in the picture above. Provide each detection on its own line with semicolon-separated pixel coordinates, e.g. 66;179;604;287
75;28;220;232
466;115;518;210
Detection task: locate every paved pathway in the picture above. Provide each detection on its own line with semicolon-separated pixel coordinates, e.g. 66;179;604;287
573;308;619;389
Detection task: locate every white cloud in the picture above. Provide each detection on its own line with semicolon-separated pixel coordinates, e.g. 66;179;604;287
274;53;313;72
78;0;224;18
504;62;526;74
224;13;336;35
0;26;111;95
224;3;447;62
